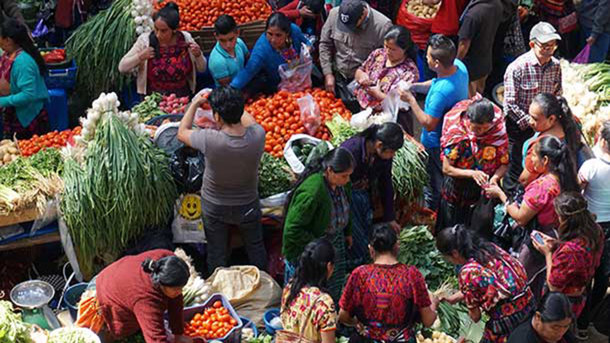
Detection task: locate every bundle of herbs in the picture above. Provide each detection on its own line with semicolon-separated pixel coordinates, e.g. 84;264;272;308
258;153;293;199
61;114;175;279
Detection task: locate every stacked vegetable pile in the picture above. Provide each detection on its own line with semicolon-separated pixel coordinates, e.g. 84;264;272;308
398;226;454;290
561;61;610;144
258;152;294;199
18;127;81;157
154;0;272;31
246;89;352;157
0;140;20;165
66;0;136;97
184;301;239;340
0;148;64;216
406;0;440;19
61;93;176;279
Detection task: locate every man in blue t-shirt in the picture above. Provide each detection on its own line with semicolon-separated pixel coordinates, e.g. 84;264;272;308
400;34;469;212
208;15;250;87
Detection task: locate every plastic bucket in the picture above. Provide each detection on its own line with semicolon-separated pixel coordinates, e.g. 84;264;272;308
263;308;282;335
63;283;88;320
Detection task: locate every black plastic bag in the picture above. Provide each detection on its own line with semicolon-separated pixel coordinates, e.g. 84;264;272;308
170;147;205;194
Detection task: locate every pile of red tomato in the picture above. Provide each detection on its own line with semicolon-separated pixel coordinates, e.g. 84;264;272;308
154;0;272;31
184;301;238;340
17;127;82;157
246;89;352;158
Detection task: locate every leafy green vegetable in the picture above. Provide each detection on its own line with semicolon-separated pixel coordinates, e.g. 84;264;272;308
397;225;454;290
61;115;176;279
0;301;31;343
258;153;293;199
325;115;357;146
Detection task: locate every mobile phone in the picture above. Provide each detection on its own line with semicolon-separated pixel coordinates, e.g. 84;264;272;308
533;231;545;245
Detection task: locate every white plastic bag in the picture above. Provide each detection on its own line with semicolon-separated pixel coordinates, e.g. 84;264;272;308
278;43;313;92
171;193;206;243
380;87;410;122
350;108;374;130
283;134;334;174
297;94;321;135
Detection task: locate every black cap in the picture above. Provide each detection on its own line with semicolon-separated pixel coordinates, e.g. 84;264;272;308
337;0;365;32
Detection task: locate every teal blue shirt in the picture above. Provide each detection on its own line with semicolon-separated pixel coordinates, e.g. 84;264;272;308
208;38;249;86
0;52;48;127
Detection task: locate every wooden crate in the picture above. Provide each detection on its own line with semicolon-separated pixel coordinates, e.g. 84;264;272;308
0;206;43;227
190;20;266;54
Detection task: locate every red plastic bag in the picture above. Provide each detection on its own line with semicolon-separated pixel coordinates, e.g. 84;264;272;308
297;94;321;135
572;44;591;64
396;0;434;50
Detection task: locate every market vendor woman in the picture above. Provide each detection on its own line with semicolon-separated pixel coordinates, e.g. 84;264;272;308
340;122;403;269
76;249;192;343
282;147;354;303
0;19;49;139
119;2;207;97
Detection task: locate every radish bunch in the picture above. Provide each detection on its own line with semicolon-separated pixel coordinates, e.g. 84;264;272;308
160;94;189;115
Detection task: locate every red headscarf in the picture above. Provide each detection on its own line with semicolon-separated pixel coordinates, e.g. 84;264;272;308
440;94;508;159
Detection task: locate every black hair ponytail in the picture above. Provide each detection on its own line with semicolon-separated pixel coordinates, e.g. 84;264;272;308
536;135;579;192
285;239;335;307
436;225;499;266
370;225;398;254
358;122;404;151
537;292;574;323
532;93;585;168
142;255;190;287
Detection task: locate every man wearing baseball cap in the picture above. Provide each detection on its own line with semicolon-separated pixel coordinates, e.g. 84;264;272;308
502;22;562;195
319;0;392;112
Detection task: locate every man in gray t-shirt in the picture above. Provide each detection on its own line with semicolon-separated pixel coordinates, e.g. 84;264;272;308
178;87;267;272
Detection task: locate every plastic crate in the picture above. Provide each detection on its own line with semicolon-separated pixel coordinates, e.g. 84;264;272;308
45;60;77;89
46;88;69;131
183;293;243;343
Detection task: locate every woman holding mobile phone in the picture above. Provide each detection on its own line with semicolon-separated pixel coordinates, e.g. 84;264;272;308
485;136;580;300
531;192;604;318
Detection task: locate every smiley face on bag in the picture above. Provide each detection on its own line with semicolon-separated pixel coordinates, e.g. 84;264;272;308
179;194;202;220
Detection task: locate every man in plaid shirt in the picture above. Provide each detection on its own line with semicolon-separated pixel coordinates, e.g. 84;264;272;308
502;22;562;194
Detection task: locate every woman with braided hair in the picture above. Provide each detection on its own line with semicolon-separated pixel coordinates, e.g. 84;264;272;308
75;250;192;343
436;225;533;343
485;135;580;300
531;192;604;317
280;239;337;343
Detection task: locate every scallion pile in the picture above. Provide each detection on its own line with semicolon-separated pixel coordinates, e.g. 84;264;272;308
61;114;176;279
65;0;135;97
